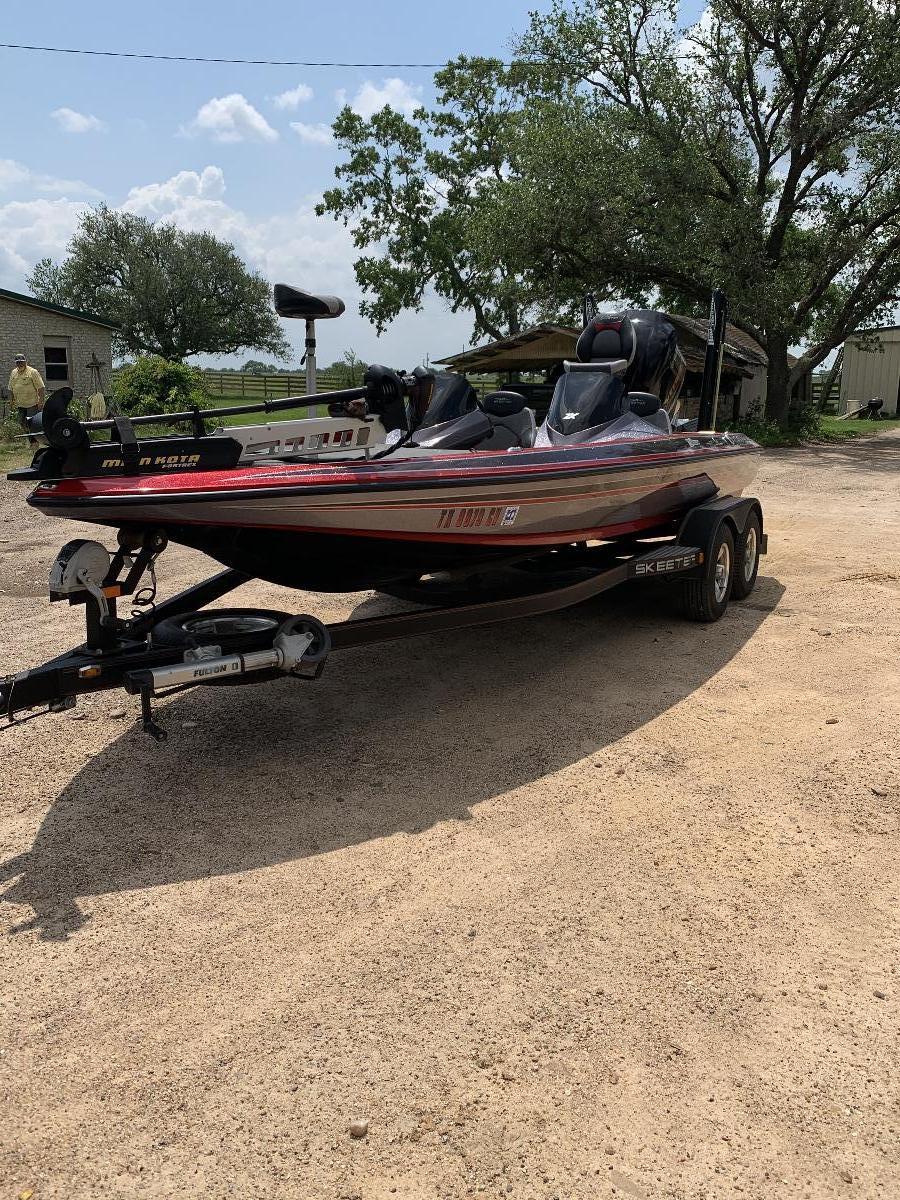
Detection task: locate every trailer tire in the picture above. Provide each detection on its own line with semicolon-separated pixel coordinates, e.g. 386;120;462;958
150;608;290;653
731;512;761;600
678;525;734;622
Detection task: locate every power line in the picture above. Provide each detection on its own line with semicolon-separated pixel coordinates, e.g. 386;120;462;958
0;42;456;68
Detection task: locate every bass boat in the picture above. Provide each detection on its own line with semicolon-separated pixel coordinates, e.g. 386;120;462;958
16;307;760;592
2;294;767;738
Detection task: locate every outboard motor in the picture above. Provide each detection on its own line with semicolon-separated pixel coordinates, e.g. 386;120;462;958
539;309;685;445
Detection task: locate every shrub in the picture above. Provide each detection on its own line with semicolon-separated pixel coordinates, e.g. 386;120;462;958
113;356;210;418
731;403;821;446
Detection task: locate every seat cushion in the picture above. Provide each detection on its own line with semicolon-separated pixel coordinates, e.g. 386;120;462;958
575;316;637;365
273;284;345;319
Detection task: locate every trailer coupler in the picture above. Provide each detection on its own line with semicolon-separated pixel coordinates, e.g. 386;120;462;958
124;615;331;741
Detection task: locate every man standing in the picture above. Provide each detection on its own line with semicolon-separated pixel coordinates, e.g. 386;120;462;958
8;353;45;446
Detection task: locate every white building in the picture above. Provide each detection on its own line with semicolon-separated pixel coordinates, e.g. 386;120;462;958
839;327;900;416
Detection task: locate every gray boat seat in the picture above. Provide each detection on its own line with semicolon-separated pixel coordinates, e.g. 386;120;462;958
564;358;630;378
413;396;536;451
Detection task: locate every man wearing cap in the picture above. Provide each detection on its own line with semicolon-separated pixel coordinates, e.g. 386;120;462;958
8;353;45;446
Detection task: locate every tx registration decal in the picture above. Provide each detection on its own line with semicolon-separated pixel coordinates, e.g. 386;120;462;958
436;504;520;530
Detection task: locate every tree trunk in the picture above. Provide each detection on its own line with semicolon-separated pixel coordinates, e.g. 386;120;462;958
764;332;792;425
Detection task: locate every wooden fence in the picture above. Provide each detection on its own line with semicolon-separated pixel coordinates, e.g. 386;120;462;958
112;366;843;412
110;368;503;403
200;370;350;399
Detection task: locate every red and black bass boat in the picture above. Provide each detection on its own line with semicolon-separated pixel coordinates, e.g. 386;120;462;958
18;309;760;592
2;297;767;738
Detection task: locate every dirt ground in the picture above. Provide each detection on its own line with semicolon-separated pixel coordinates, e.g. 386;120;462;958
1;433;898;1200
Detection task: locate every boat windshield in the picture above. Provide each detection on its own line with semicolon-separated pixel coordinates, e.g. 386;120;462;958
546;371;626;438
420;372;477;427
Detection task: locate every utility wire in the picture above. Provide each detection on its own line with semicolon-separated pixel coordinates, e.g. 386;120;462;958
0;42;459;68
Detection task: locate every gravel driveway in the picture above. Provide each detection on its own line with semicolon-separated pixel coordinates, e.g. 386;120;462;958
1;432;898;1199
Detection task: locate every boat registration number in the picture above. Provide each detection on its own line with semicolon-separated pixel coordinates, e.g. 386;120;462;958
436;505;520;530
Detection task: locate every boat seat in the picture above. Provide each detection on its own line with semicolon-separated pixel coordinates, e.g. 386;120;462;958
273;283;345;320
626;392;671;433
575;315;637;373
413;402;536;451
564;359;629;377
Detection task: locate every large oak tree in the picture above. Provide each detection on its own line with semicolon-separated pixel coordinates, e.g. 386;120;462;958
28;207;289;362
320;0;900;422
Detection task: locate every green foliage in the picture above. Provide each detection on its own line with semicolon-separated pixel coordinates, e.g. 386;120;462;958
733;402;822;444
112;356;210;418
317;57;545;342
323;349;368;388
240;359;281;375
27;208;290;363
26;257;69;307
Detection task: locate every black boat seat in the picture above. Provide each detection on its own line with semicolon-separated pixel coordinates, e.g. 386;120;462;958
273;283;345;320
575;315;637;372
626;391;671;433
564;358;630;378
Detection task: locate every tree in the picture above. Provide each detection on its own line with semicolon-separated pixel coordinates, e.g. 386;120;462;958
316;58;545;342
112;356;210;418
505;0;900;421
27;258;69;307
27;207;290;363
241;359;280;374
323;349;368;388
322;2;900;422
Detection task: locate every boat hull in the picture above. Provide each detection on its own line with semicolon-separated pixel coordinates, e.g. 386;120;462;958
28;434;761;591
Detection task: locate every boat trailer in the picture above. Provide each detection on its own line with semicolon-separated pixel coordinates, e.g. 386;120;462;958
0;495;765;742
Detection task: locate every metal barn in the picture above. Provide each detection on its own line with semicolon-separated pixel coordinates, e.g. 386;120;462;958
839;327;900;416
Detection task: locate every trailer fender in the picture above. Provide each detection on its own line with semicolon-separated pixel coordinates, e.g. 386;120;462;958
677;496;766;557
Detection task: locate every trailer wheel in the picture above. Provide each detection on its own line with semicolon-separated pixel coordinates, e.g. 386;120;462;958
731;512;761;600
678;525;734;622
150;608;290;653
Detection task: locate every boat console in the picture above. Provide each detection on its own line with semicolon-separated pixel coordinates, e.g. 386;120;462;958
413;390;536;451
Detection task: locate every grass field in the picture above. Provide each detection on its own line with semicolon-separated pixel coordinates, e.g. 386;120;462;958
817;414;900;439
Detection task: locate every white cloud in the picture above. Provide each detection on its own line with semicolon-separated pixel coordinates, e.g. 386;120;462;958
121;166;353;281
122;166;226;216
0;158;103;199
0;161;477;369
290;122;333;146
51;107;107;134
339;78;423;120
0;160;29;189
181;94;278;143
271;82;314;110
0;197;89;282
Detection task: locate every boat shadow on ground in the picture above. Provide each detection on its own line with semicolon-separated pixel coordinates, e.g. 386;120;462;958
1;575;785;940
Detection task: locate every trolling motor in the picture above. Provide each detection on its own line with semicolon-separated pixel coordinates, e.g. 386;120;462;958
10;362;437;483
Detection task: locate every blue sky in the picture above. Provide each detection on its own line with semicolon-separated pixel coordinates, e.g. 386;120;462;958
1;0;705;368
